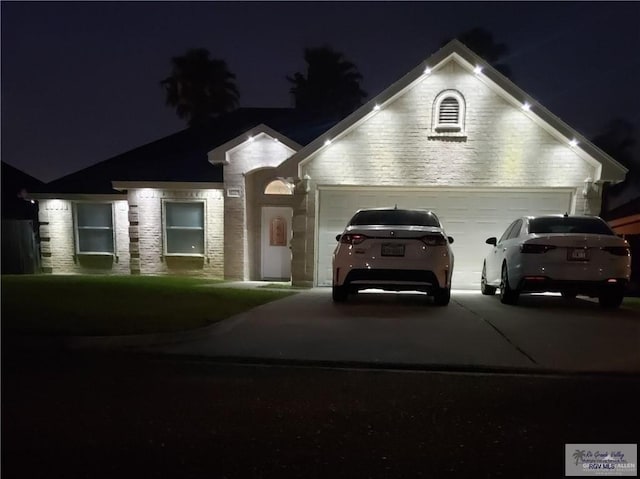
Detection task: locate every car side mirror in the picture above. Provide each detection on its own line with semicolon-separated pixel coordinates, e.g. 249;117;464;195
335;234;342;242
486;237;497;246
448;236;454;244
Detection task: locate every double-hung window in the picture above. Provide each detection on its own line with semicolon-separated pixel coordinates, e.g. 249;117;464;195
164;201;205;255
74;203;114;254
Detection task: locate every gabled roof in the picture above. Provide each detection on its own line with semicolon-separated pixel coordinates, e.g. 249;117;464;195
208;123;302;165
40;108;340;194
278;39;628;182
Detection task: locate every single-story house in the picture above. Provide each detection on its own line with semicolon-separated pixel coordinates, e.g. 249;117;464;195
30;40;628;289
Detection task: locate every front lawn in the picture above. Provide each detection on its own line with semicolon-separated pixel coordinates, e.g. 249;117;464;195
1;275;294;336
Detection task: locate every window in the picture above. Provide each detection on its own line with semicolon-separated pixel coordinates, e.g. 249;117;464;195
348;209;441;227
499;220;518;243
164;201;205;255
264;179;293;195
507;219;523;240
433;90;465;132
74;203;114;254
528;217;614;236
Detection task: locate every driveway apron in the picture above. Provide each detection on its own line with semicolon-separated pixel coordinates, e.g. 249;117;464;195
149;289;538;370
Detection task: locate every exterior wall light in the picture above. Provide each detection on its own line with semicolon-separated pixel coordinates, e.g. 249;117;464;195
570;139;579;147
474;66;483;75
302;174;311;193
324;139;332;146
273;138;279;143
373;104;381;111
522;102;531;111
248;136;254;142
582;177;599;198
424;67;431;75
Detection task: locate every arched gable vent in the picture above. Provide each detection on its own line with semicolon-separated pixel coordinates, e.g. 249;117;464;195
433;90;466;132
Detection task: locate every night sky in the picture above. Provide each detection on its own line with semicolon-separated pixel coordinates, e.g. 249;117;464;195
2;1;639;183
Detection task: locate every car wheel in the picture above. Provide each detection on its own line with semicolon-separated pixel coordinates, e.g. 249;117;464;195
433;287;451;306
332;284;348;302
561;291;577;300
481;263;496;296
598;287;624;309
500;263;519;305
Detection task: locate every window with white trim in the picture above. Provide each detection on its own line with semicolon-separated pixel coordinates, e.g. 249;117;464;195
163;201;205;255
433;90;466;132
74;203;114;254
264;179;293;195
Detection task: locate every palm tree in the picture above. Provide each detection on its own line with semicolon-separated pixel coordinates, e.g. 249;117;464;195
592;118;637;169
161;48;240;126
287;45;367;118
443;27;513;79
572;449;586;466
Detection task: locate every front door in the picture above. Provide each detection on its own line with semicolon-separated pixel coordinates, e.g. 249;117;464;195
261;207;292;280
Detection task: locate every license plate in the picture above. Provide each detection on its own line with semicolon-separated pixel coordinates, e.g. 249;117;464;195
381;243;405;257
567;248;588;261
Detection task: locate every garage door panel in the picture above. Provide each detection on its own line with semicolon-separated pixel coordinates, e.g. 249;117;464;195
317;188;573;289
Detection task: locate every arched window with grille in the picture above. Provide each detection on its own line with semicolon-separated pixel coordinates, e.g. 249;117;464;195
433;90;465;132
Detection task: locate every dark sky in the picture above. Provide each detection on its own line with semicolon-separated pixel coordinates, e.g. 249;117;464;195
2;1;639;183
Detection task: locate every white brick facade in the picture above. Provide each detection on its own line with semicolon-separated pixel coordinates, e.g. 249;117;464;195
287;61;603;285
128;188;224;276
36;47;625;283
223;134;296;280
38;199;130;274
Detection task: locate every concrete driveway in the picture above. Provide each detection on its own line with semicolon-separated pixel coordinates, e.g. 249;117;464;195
151;288;640;373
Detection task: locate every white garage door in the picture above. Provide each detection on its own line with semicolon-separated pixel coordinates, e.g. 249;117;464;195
316;187;573;289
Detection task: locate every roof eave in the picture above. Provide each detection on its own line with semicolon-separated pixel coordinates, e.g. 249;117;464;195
207;124;302;165
278;39;628;183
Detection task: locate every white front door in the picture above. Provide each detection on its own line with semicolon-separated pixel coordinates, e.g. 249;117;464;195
261;207;292;280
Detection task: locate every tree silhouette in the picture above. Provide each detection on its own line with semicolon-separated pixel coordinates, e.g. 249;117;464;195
161;48;240;126
287;45;367;118
592;118;637;169
443;27;513;79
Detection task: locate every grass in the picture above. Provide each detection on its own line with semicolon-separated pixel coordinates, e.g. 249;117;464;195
622;296;640;312
1;275;295;336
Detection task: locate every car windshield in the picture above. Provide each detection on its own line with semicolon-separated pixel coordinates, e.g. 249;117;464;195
528;217;614;235
348;209;440;227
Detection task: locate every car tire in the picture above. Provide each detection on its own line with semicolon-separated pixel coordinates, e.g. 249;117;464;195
598;287;624;309
481;264;496;296
500;263;519;305
561;291;577;300
332;284;348;302
433;287;451;306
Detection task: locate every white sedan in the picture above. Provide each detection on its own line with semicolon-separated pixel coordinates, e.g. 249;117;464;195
332;208;454;305
481;214;631;308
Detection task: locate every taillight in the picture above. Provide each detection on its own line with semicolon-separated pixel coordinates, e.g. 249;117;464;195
340;234;367;245
520;243;556;254
421;235;447;246
602;246;630;256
